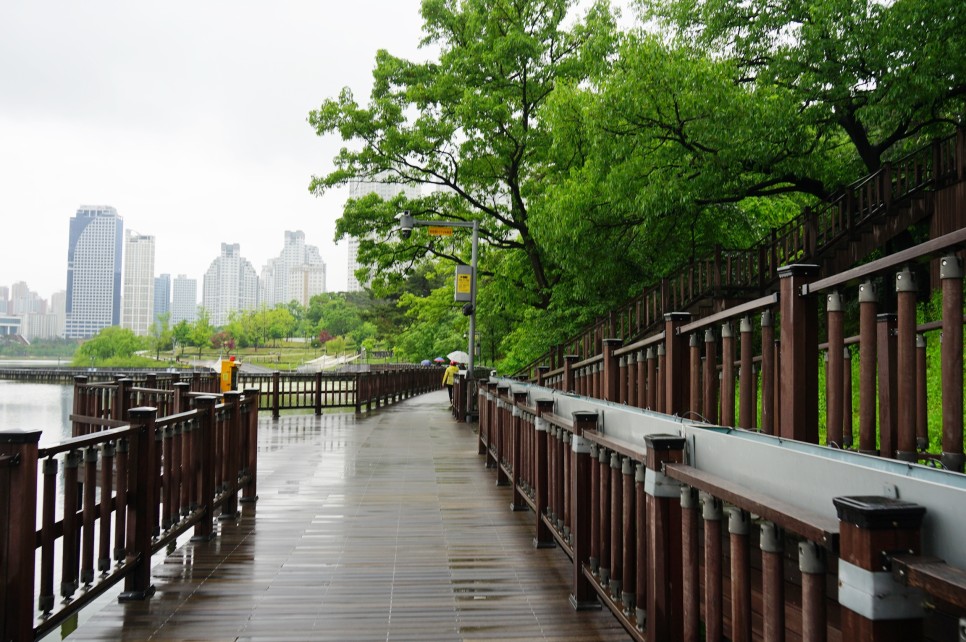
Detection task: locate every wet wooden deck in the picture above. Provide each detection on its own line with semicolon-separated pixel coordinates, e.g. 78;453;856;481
63;391;629;641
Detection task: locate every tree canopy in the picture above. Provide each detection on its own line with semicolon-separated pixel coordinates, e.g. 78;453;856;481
310;0;965;372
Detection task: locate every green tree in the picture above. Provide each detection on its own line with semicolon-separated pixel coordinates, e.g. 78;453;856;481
642;0;966;172
190;308;214;357
73;327;145;365
148;312;173;361
172;320;191;357
309;0;620;310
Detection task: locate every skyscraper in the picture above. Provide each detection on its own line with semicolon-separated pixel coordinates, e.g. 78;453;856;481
66;205;123;339
259;230;327;307
154;274;171;325
202;243;258;326
346;177;421;292
171;275;198;325
122;231;155;336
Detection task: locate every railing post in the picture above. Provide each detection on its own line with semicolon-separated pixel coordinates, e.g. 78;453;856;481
173;382;190;414
534;398;555;548
760;310;775;435
510;391;528;511
799;540;827;642
760;521;785;642
834;496;926;641
315;371;323;415
0;429;41;642
858;280;879;454
729;508;752;642
119;406;158;602
689;334;702;420
115;377;133;422
940;254;965;471
241;388;260;504
778;264;820;443
643;434;686;642
877;313;898;458
681;485;700;641
220;391;242;520
191;395;218;542
536;365;550;387
703;329;718;424
739;316;754;429
563;355;578;393
569;410;600;611
895;267;919;462
602;339;622;402
271;371;280;419
664;313;691;415
826;291;845;446
702;491;724;640
721;322;735;427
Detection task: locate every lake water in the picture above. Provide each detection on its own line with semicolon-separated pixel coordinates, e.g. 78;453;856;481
0;380;73;446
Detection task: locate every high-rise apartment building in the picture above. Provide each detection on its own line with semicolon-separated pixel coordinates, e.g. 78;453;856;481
259;231;327;307
346;177;421;292
154;274;171;325
202;243;258;326
121;231;155;336
171;275;198;325
65;205;123;339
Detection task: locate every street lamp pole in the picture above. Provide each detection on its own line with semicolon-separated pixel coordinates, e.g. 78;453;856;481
397;211;479;421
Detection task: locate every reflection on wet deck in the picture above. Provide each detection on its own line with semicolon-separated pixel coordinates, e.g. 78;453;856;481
64;391;628;641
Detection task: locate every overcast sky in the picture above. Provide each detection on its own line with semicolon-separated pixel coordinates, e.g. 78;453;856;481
0;1;428;301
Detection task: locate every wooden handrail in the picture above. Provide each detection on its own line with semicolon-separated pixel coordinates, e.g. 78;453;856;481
664;462;839;552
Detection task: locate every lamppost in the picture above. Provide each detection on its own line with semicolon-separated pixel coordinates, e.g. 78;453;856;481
396;210;478;421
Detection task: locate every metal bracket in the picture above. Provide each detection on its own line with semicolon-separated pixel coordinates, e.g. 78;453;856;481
838;560;925;620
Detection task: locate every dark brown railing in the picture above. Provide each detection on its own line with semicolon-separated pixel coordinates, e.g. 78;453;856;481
520;126;966;376
0;364;435;640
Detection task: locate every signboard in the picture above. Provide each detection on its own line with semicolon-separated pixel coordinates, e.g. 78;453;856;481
454;265;472;302
428;226;454;236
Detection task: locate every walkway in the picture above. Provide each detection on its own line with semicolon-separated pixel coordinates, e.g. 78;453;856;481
63;391;629;641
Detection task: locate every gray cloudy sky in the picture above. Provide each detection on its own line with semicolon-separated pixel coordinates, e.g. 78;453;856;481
0;1;426;300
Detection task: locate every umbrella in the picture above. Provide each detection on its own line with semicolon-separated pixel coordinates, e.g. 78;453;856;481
447;350;470;364
433;356;446;363
420;359;432;366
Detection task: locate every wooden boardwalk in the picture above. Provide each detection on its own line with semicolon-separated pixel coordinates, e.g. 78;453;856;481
62;391;629;641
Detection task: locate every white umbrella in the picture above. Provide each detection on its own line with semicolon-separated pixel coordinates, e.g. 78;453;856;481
447;350;470;364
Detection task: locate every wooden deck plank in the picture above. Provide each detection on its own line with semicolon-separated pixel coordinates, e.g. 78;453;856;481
60;391;629;641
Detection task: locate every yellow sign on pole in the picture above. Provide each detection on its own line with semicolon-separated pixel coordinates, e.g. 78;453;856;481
428;226;454;236
456;273;471;294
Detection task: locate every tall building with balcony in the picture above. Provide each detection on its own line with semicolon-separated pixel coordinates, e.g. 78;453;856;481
259;231;327;307
346;177;421;292
171;275;198;325
65;205;123;339
202;243;258;326
121;231;155;336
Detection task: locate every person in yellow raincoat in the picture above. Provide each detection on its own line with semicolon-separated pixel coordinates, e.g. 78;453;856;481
442;360;459;405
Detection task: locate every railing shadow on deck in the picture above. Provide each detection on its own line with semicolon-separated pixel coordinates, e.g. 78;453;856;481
0;365;438;641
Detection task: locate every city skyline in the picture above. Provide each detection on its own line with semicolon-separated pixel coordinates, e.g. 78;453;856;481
0;1;428;301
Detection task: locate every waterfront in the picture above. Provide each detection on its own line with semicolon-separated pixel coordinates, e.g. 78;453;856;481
0;379;72;446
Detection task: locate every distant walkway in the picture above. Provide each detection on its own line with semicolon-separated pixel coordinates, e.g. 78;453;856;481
64;391;628;641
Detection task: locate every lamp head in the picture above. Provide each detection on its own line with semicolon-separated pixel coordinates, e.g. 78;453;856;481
396;210;414;240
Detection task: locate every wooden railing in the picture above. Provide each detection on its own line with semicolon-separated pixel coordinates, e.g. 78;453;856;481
521;125;966;375
478;381;966;642
0;364;435;640
528;227;966;475
0;389;259;641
